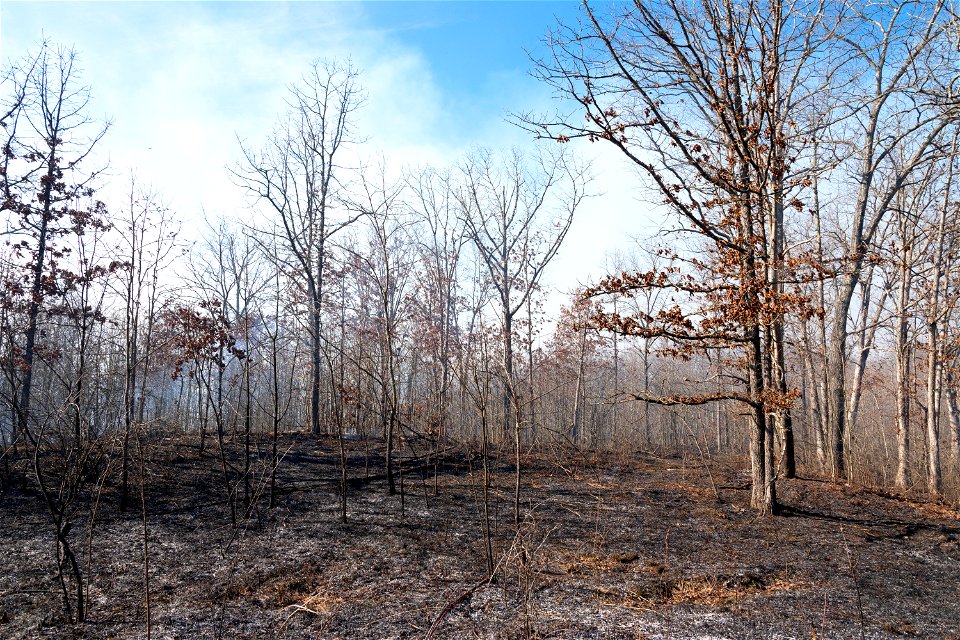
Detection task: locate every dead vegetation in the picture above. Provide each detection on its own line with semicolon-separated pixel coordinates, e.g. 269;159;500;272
1;433;959;639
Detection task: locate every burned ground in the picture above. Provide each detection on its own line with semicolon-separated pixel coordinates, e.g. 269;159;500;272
2;434;959;639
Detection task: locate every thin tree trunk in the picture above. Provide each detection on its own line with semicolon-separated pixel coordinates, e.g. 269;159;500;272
571;325;587;445
826;276;857;481
502;308;514;443
310;297;322;435
894;229;913;490
926;322;942;498
945;365;960;475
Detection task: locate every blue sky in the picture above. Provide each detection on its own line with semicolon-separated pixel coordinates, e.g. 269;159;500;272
0;1;656;300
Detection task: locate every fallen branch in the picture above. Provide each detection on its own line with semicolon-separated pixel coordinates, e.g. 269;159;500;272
424;578;492;640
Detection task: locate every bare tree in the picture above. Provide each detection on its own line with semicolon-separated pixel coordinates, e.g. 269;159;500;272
236;59;365;436
347;166;410;496
456;147;588;523
0;43;109;445
407;166;468;490
117;177;178;512
183;219;270;521
520;0;843;512
0;42;113;623
820;0;957;479
917;132;960;498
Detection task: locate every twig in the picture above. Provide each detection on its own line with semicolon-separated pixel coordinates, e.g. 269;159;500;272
840;525;865;639
136;428;151;640
423;578;492;640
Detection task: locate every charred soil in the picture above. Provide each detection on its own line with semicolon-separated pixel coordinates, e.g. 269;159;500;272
1;434;959;639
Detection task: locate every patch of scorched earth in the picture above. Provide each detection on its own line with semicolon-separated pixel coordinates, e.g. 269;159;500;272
3;439;960;639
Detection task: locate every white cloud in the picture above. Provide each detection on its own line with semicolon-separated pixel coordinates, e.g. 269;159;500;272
1;2;665;303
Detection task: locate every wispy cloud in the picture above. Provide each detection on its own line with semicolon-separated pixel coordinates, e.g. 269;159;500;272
1;2;660;301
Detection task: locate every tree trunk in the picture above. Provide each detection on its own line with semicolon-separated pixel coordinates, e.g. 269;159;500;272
749;326;773;514
771;322;795;478
502;307;514;443
826;275;857;481
571;325;587;445
310;296;322;435
800;321;827;468
945;366;960;475
894;249;912;490
926;322;942;498
15;151;57;441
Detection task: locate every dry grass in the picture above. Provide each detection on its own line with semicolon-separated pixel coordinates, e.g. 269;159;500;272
669;573;804;606
262;570;326;607
600;570;806;612
286;585;348;616
3;435;960;638
560;550;641;576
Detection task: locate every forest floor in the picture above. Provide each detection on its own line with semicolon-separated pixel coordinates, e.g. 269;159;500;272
1;433;960;639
